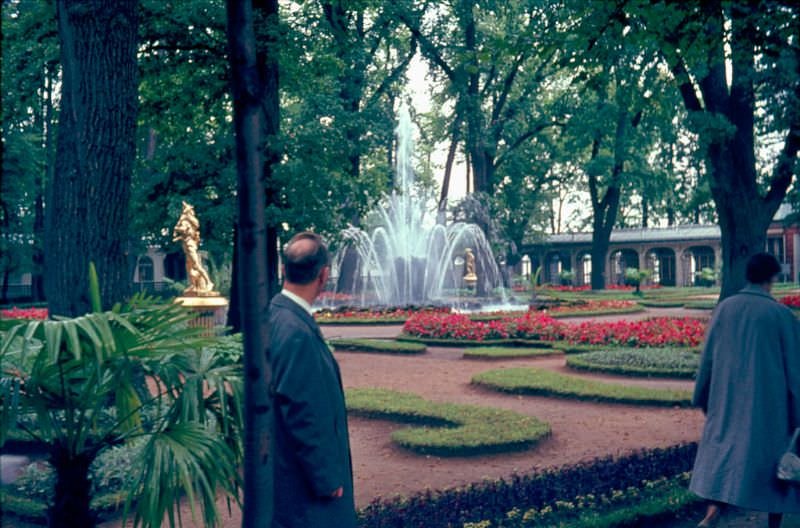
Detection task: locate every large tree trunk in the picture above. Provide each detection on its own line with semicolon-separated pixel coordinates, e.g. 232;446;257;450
46;0;138;317
227;0;278;524
663;0;799;300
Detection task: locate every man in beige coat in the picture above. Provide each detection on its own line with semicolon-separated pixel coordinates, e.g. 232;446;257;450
691;253;800;528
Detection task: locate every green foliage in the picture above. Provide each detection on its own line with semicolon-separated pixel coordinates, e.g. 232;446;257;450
467;472;699;528
566;348;699;379
329;338;426;354
345;387;550;456
472;368;692;406
462;346;562;359
0;298;244;527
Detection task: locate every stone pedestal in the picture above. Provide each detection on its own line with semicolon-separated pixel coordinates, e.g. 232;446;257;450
174;296;229;336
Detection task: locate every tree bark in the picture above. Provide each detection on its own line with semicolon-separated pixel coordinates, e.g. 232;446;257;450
47;0;138;316
226;0;277;524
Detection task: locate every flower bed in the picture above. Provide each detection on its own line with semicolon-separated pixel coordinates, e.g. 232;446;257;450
315;307;450;325
0;306;48;320
403;312;707;348
357;443;698;528
471;368;692;406
566;348;699;379
780;295;800;309
345;388;550;456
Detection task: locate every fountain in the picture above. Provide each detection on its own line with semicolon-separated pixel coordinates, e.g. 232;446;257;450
326;104;510;310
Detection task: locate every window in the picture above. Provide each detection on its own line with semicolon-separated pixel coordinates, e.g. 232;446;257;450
137;256;154;282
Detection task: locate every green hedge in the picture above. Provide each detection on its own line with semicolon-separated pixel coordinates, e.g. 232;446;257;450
471;368;692;406
345;387;550;456
397;334;556;348
329;338;426;354
317;317;408;325
566;348;699;379
1;487;128;524
462;346;563;360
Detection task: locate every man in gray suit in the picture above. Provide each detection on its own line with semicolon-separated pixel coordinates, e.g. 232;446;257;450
268;232;356;528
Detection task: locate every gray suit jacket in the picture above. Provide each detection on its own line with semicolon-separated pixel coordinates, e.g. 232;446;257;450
268;293;356;528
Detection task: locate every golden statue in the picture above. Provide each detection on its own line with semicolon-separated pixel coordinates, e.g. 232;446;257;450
172;201;218;296
463;248;478;284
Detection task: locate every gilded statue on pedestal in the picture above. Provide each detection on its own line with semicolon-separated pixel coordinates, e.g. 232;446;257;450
463;248;478;284
172;201;217;296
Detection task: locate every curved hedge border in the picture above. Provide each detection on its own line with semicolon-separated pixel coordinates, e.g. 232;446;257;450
357;443;698;528
462;346;563;360
566;348;699;379
471;368;692;406
329;338;426;354
345;387;550;456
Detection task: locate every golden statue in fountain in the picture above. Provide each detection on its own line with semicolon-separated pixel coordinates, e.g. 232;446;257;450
463;247;478;286
172;201;219;296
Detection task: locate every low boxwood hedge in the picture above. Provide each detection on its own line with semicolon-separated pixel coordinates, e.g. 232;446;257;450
357;443;698;528
471;368;692;406
566;348;699;379
462;346;563;360
329;338;426;354
345;387;550;456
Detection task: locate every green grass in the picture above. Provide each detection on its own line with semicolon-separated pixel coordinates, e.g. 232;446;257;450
683;300;717;310
345;387;550;456
471;368;692;406
566;348;699;379
638;300;689;308
329;338;426;354
462;346;563;359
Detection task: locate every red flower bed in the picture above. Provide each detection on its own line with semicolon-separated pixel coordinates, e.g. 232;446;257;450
1;306;48;320
541;284;662;292
780;295;800;309
403;311;706;347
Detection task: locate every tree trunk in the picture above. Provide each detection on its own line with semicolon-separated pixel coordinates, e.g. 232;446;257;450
226;0;278;525
227;225;241;332
49;445;95;528
47;0;139;317
438;113;462;223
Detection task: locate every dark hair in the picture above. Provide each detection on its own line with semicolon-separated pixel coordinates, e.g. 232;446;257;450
745;252;781;284
283;232;330;285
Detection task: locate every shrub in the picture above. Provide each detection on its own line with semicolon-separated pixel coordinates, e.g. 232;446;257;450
471;368;692;406
566;348;699;379
345;388;550;456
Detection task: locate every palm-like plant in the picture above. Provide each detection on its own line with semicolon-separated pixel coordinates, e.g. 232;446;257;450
0;296;243;528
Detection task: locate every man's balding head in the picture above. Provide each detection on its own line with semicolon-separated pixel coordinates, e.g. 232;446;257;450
283;232;330;285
